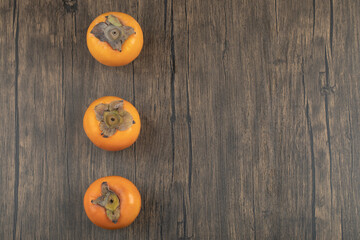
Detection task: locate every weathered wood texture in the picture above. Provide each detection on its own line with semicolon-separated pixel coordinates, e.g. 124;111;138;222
1;0;359;239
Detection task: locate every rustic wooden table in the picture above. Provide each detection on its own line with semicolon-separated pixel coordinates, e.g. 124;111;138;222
1;0;359;239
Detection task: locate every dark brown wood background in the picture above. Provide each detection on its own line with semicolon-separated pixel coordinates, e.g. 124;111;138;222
1;0;359;239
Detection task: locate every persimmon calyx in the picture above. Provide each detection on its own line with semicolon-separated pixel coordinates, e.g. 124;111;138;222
94;100;135;137
90;14;135;52
91;182;121;223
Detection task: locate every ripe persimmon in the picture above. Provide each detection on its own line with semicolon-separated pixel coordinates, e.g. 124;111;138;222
87;12;143;66
84;176;141;229
83;96;141;151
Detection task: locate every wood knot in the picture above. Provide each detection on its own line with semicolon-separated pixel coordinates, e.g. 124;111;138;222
320;85;336;95
187;115;192;124
63;0;77;13
272;59;286;65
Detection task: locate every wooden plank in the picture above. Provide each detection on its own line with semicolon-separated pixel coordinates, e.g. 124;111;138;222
0;1;17;239
251;0;315;239
13;1;70;239
170;0;193;239
304;0;334;237
185;0;257;239
325;0;360;239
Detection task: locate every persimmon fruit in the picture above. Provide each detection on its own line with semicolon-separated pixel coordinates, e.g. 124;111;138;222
84;176;141;229
83;96;141;151
87;12;143;66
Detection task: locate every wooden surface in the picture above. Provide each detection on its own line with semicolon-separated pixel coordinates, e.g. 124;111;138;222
1;0;359;239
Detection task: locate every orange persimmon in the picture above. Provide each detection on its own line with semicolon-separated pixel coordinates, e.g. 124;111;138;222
84;176;141;229
83;96;141;151
87;12;143;66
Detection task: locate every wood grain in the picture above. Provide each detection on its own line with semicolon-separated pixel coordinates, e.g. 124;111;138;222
0;0;359;239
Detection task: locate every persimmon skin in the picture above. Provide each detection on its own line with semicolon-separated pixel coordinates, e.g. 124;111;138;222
87;12;144;66
84;176;141;229
83;96;141;151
